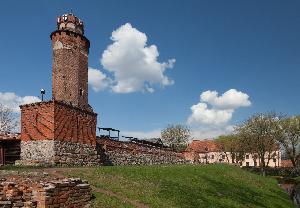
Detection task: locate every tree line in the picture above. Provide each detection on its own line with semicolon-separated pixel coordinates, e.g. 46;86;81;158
161;112;300;170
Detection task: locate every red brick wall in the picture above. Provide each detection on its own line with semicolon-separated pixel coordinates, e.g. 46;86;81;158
51;31;90;110
54;101;96;146
20;101;97;146
20;102;54;141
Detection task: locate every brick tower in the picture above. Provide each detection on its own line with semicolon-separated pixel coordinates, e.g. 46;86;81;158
18;14;99;166
52;14;91;111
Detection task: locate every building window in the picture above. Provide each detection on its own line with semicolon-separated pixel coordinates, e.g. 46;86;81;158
273;158;276;163
79;89;84;96
246;154;249;159
211;155;214;159
246;162;249;166
222;155;225;159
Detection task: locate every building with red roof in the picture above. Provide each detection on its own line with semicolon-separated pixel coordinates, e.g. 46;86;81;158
184;139;281;167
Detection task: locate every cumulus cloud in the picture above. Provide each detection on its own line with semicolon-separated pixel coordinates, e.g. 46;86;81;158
97;23;175;93
88;67;111;92
200;89;251;109
188;89;251;126
0;92;40;112
188;103;234;125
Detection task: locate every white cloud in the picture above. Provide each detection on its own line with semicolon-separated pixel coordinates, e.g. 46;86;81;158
0;92;40;112
88;67;111;92
188;89;251;126
188;103;234;125
200;89;251;109
98;23;175;93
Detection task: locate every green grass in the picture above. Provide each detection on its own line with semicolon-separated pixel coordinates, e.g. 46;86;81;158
63;164;293;208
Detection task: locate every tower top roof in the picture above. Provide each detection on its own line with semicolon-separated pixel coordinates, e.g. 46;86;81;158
57;13;84;35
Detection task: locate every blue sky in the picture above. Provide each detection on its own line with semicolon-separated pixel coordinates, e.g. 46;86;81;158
0;0;299;139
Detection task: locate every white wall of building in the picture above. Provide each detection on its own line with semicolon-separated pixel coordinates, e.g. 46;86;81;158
197;151;281;167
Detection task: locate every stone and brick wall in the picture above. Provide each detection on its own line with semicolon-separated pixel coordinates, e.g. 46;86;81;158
19;101;97;166
0;178;91;208
97;137;186;165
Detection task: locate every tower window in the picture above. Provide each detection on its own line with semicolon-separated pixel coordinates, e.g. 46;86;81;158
79;89;84;96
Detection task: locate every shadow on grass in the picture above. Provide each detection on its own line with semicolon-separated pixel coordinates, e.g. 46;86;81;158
157;174;293;208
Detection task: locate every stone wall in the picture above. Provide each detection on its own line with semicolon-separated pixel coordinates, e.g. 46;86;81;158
98;137;186;165
18;140;100;166
19;140;55;165
0;178;91;208
53;140;99;166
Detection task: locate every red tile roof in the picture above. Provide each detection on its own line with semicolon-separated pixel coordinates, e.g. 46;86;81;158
281;159;293;168
0;133;20;141
186;140;219;153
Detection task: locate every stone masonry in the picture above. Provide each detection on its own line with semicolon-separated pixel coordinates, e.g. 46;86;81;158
98;137;187;165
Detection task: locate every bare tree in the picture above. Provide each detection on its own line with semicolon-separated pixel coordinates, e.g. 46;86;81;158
0;103;17;134
236;112;282;175
277;116;300;167
161;124;191;151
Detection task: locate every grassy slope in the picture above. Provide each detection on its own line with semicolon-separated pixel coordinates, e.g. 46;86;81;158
65;164;293;208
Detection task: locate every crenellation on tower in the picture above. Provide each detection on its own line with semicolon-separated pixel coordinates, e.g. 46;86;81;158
56;13;84;35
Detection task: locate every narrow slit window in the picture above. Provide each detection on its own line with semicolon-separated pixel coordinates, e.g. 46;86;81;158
79;89;84;96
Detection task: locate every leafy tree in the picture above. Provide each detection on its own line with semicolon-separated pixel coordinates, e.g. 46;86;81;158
236;112;282;175
215;134;244;163
161;124;191;151
277;116;300;167
0;103;17;133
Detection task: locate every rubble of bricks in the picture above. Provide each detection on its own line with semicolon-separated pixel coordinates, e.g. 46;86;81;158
0;177;91;208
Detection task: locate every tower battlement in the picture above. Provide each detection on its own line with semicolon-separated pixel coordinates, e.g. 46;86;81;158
57;13;84;35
